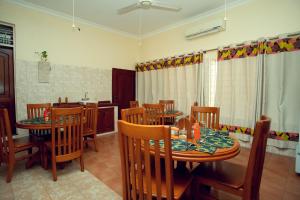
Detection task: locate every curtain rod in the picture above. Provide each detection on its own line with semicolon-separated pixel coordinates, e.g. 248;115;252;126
139;31;300;64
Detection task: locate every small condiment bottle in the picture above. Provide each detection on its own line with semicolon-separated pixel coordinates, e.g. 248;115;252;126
193;121;200;140
44;109;49;122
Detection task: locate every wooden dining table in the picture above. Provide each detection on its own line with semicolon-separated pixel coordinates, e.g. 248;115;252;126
149;133;240;163
171;134;240;162
16;118;52;130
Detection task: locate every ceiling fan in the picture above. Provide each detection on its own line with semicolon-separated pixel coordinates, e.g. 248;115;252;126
117;0;181;15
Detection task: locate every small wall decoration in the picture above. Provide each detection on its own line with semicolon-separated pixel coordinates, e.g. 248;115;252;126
36;51;51;83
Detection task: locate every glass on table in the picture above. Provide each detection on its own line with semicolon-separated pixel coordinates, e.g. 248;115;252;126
178;128;188;150
200;121;207;136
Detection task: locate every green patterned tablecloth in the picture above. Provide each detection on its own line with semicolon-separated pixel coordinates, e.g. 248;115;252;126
20;117;51;125
150;129;234;155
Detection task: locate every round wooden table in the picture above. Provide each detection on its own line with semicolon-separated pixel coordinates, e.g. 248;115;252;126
154;134;240;163
163;111;183;118
16;118;53;168
16;120;51;130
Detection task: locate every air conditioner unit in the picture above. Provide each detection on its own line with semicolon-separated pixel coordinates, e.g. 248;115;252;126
185;19;226;40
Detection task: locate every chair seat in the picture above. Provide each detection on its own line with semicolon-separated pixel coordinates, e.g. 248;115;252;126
83;128;94;136
14;136;34;152
194;161;246;190
140;168;193;199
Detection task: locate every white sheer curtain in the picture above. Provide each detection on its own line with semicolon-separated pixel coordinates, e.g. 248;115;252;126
137;63;201;115
215;56;258;128
263;50;300;132
199;51;218;106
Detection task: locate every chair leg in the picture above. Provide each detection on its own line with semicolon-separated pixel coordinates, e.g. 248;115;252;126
84;137;88;148
43;148;48;170
80;156;84;172
6;161;15;183
51;153;57;181
189;161;193;170
28;148;32;155
93;135;98;152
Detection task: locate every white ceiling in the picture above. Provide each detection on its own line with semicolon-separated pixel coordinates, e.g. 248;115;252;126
13;0;247;37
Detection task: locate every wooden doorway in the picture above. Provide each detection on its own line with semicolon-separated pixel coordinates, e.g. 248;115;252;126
0;47;16;132
112;68;136;119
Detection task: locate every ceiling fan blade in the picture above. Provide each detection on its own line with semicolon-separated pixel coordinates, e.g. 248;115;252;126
151;1;181;12
117;3;141;15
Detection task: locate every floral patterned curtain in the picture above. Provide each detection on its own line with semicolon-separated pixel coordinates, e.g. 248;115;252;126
216;36;300;141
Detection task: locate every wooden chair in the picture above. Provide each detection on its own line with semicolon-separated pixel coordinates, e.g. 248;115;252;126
121;107;146;124
159;100;175;125
44;107;84;181
130;100;139;108
83;103;98;152
143;103;164;125
190;106;220;129
118;120;193;200
175;117;192;139
27;103;51;120
175;117;195;170
0;108;36;182
27;103;52;167
193;116;271;200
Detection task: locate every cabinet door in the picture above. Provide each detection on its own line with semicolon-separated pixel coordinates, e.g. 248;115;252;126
0;47;15;133
97;107;114;133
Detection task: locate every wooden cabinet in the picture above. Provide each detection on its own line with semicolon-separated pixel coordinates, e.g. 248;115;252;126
97;107;114;133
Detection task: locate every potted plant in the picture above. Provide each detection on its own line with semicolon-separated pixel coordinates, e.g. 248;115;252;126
36;50;51;83
40;51;48;62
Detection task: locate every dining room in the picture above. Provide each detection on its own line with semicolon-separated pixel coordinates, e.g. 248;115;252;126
0;0;300;199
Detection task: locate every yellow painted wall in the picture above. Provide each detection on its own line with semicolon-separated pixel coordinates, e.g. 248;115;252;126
141;0;300;61
0;1;140;69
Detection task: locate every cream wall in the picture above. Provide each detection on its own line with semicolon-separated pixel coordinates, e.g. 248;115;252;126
0;1;139;68
141;0;300;61
0;1;140;125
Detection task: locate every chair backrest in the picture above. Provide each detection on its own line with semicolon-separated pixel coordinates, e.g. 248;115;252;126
83;103;98;135
129;101;139;108
27;103;51;119
175;117;192;139
159;100;174;112
190;106;220;129
243;115;271;200
143;103;164;125
0;108;15;162
121;107;146;125
51;107;84;159
118;120;173;200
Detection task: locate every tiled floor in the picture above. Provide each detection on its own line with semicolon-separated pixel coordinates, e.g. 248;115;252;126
84;133;300;200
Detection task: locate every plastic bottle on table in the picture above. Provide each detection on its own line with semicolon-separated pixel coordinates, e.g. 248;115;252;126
193;121;200;140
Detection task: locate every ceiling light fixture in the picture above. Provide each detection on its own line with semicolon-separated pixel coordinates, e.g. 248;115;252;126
72;0;80;31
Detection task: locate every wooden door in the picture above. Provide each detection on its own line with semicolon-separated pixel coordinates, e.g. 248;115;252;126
112;68;135;119
0;47;15;133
